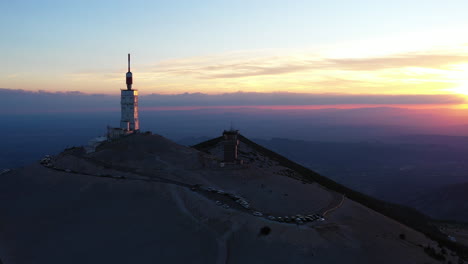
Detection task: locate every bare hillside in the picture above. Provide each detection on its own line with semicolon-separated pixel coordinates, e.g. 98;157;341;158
0;133;463;263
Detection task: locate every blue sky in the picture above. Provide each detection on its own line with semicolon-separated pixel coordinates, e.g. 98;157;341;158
1;0;468;94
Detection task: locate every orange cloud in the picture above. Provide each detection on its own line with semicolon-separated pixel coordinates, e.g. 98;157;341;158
5;43;468;95
326;53;468;71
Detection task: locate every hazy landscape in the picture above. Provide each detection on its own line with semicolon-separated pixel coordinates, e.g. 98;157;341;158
3;88;468;225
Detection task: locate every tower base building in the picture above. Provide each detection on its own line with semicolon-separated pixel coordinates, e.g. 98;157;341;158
223;129;241;163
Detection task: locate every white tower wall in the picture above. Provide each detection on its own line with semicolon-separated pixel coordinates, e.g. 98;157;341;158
120;90;139;131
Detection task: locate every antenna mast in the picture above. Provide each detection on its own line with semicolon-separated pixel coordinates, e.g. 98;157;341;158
128;53;131;72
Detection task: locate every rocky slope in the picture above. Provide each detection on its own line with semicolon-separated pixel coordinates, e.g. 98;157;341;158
0;133;464;263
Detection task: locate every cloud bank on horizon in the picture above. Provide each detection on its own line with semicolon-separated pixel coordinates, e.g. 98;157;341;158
1;88;466;114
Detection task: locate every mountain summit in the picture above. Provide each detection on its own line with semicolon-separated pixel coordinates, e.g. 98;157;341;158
0;133;465;263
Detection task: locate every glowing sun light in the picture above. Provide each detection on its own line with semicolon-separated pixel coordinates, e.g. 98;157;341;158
450;83;468;95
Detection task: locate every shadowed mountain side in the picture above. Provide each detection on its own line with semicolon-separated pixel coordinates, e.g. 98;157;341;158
245;137;468;205
408;182;468;222
0;164;219;264
194;135;468;255
0;133;465;263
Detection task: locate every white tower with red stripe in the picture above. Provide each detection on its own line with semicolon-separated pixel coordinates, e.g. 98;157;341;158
120;54;139;131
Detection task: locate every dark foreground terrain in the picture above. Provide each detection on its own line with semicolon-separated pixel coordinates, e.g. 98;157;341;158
0;133;465;263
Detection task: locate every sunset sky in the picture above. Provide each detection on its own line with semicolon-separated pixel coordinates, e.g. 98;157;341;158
2;0;468;98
